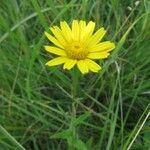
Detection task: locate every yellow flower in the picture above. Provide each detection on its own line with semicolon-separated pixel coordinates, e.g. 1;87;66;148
44;20;115;74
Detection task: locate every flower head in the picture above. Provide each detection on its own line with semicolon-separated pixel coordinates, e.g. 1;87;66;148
44;20;115;74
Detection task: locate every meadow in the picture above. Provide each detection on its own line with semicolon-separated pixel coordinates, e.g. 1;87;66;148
0;0;150;149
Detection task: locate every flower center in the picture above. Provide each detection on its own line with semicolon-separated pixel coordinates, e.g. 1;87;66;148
65;42;88;60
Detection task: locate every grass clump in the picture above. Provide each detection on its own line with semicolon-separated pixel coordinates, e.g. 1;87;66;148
0;0;150;149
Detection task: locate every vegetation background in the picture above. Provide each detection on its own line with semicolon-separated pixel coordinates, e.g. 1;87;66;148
0;0;150;149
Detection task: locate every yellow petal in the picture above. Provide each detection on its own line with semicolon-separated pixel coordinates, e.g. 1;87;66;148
87;27;106;47
81;21;95;41
44;31;64;49
46;57;67;66
87;52;110;59
88;41;115;52
60;21;72;42
77;60;89;74
44;46;66;56
72;20;79;41
79;20;86;40
50;26;67;46
63;59;77;70
85;59;101;72
79;20;86;32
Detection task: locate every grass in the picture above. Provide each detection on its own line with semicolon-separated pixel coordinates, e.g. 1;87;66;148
0;0;150;149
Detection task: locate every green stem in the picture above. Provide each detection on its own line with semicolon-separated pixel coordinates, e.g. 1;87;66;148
68;68;79;150
72;68;79;99
72;68;79;116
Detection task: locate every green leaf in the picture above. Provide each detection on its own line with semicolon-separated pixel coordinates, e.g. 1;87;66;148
51;129;72;139
73;139;87;150
72;111;91;126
